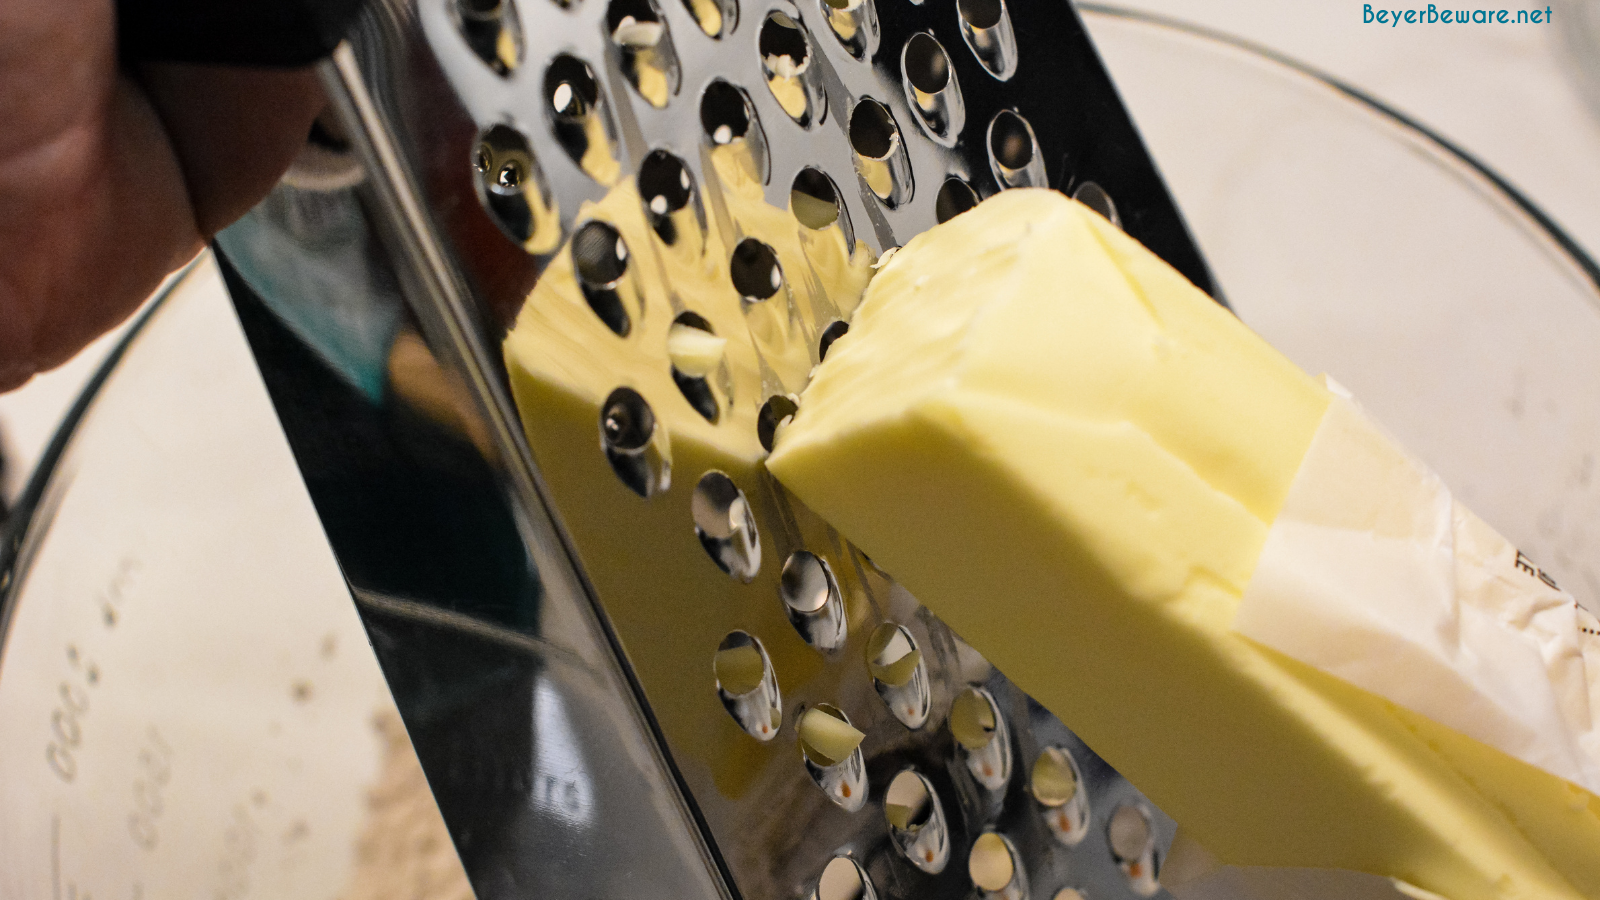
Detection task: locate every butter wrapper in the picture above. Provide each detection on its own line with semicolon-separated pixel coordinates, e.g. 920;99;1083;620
1234;381;1600;794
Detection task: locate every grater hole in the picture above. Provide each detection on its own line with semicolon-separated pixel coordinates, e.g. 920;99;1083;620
968;832;1022;895
791;168;856;246
987;110;1045;189
572;221;634;335
935;177;980;223
799;704;868;810
850;99;912;207
799;704;861;766
818;320;848;360
757;395;797;452
903;32;950;94
702;80;754;144
901;32;964;143
668;312;722;423
700;80;771;185
601;388;670;497
780;551;833;613
452;0;523;76
820;0;878;60
867;623;929;728
989;111;1032;170
849;99;897;159
1032;747;1090;847
730;239;783;302
544;55;622;185
885;769;932;827
760;12;820;125
951;686;1011;790
957;0;1002;30
546;55;600;120
1030;747;1078;806
1052;892;1086;900
957;0;1017;79
760;14;810;78
779;551;846;650
608;0;680;107
681;0;736;37
473;123;557;252
815;856;876;900
1109;802;1160;894
693;472;762;581
791;168;842;229
886;770;950;873
715;631;783;740
1072;180;1121;229
638;150;699;244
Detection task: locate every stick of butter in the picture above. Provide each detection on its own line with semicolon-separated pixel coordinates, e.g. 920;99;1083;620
767;188;1600;900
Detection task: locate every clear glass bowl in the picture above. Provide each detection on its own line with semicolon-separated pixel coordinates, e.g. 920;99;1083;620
1085;4;1600;609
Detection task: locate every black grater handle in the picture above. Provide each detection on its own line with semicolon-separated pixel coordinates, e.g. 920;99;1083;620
116;0;367;67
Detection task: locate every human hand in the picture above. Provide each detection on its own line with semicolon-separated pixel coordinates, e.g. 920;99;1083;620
0;0;326;391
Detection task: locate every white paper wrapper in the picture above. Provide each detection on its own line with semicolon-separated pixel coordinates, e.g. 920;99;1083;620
1234;381;1600;794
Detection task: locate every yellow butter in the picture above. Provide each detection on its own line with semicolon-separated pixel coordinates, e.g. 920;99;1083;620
767;188;1600;900
798;706;865;767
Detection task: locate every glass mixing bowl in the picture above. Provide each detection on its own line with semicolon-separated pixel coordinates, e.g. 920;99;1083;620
1085;4;1600;610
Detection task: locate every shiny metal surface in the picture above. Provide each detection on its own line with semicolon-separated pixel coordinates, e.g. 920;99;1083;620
212;112;733;898
210;0;1218;897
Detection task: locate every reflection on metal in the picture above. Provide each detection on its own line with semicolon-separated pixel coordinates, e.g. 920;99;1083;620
1072;180;1121;229
791;167;856;251
957;0;1018;80
608;0;682;108
850;99;914;208
1032;746;1091;847
866;623;929;728
715;631;783;740
451;0;523;75
935;176;980;223
668;312;726;423
600;387;672;497
951;686;1011;791
639;149;707;254
779;550;847;651
799;704;868;811
572;220;641;335
701;80;771;185
821;0;879;61
1109;803;1160;896
885;769;950;873
692;471;762;580
474;121;562;254
970;832;1028;900
988;110;1046;189
681;0;737;37
760;12;826;127
901;33;964;145
813;855;878;900
545;54;622;185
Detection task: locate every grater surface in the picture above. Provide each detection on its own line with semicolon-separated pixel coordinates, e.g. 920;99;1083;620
238;0;1222;897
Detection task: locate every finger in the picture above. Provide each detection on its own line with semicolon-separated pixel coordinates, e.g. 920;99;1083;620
135;62;325;237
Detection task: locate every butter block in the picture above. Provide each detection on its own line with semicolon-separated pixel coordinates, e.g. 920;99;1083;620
767;188;1600;900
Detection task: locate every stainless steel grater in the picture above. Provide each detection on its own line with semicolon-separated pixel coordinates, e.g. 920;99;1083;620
209;0;1227;897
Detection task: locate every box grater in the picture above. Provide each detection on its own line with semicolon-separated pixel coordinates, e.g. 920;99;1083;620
208;0;1224;897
